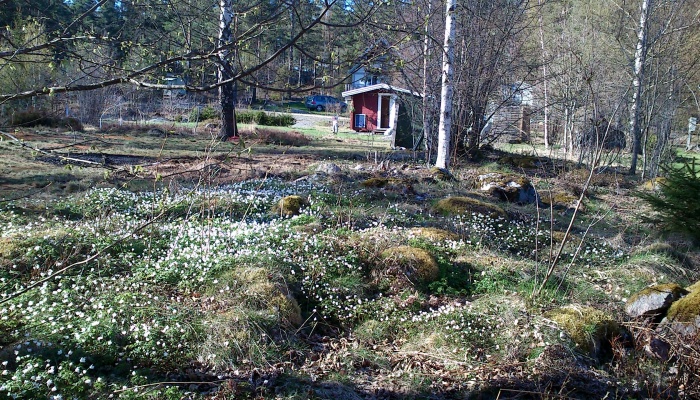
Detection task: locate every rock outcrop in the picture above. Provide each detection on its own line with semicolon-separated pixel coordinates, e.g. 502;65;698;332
624;283;687;319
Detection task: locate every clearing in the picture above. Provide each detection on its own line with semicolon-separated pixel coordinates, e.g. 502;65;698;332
1;121;699;399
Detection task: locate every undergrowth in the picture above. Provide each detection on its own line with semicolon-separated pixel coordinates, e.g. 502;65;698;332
0;174;690;399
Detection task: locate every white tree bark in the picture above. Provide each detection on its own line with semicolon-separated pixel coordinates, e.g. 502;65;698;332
538;0;549;149
422;1;433;159
435;0;457;170
629;0;652;175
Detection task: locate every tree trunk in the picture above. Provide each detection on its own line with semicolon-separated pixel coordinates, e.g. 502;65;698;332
422;1;433;162
538;0;549;149
435;0;457;170
629;0;652;175
218;0;238;140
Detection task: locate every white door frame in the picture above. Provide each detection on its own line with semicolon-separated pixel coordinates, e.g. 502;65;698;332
377;93;398;130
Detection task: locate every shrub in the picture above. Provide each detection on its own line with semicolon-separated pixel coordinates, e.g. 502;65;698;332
637;159;700;242
189;106;219;122
9;110;84;131
237;110;295;127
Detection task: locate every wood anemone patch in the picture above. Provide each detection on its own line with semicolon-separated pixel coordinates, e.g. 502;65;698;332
434;196;507;219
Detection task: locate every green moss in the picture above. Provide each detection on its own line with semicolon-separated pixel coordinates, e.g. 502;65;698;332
380;246;439;284
546;305;620;357
627;283;686;305
274;195;307;216
666;290;700;324
430;167;455;181
541;192;578;208
214;266;302;328
686;280;700;294
408;227;459;241
640;177;667;191
362;177;390;188
434;196;507;219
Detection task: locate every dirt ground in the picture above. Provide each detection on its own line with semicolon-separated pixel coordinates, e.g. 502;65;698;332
0;124;394;199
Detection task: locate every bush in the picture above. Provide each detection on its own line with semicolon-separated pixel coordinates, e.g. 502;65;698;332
187;108;295;127
189;106;219;122
10;110;85;131
637;159;700;242
237;110;295;127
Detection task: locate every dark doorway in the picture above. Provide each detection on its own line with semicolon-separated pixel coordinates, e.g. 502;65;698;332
380;96;390;129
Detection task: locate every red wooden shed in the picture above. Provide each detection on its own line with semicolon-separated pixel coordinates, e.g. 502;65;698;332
341;84;420;135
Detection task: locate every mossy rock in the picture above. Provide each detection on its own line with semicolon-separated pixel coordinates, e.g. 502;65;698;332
274;195;307;216
269;294;303;327
478;173;536;204
409;227;459;241
236;267;302;327
686;280;700;294
541;191;580;210
546;304;621;358
625;283;687;319
379;246;439;285
0;236;20;260
434;196;507;219
430;167;455;181
662;290;700;336
362;177;390;188
550;230;570;243
640;177;667;191
361;177;412;193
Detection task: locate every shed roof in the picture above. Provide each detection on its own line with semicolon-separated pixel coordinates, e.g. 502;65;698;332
341;83;422;98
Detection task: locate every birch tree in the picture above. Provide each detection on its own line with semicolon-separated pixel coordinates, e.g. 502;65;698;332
218;0;237;140
628;0;652;175
435;0;456;170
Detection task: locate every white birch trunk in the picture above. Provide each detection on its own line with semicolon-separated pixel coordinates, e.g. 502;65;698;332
422;1;432;159
435;0;457;170
538;0;549;149
629;0;652;175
